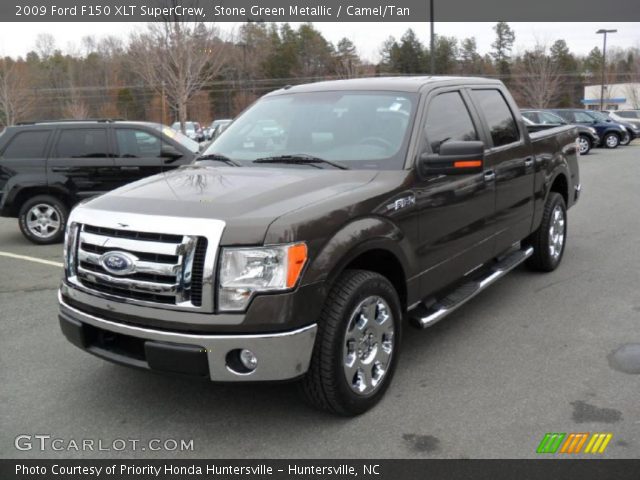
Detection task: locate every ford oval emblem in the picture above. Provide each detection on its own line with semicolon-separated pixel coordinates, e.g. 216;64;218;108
100;251;137;276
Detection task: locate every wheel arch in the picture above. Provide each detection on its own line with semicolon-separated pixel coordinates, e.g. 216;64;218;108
303;217;414;313
549;171;569;206
12;186;72;216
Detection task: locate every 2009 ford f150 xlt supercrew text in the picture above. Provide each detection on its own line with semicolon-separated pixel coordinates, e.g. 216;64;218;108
58;77;580;415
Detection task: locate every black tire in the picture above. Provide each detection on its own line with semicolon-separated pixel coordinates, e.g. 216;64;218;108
620;131;631;146
525;192;567;272
578;135;592;155
18;195;68;245
300;270;402;416
603;132;620;149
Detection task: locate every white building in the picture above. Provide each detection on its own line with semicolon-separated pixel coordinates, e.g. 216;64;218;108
582;83;640;110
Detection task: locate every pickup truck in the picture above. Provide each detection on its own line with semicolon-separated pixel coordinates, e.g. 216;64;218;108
58;77;581;416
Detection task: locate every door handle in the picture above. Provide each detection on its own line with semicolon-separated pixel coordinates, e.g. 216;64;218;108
51;167;71;172
483;170;496;182
524;157;534;168
120;166;140;171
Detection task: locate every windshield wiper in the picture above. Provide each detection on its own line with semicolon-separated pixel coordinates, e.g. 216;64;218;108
195;153;242;167
253;154;349;170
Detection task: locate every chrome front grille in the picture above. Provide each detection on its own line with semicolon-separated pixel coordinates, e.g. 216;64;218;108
69;223;209;310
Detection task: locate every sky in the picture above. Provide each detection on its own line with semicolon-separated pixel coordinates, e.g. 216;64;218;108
0;22;638;62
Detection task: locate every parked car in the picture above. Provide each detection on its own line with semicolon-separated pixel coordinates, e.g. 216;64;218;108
609;110;640;141
0;120;199;244
549;108;627;149
597;111;639;145
59;77;579;415
521;109;599;155
608;109;640;121
209;119;233;141
171;121;205;142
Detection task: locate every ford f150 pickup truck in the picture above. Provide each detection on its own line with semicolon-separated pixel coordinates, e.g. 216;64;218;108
58;77;580;415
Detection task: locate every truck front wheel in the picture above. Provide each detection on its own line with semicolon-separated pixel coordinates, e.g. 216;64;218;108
525;192;567;272
301;270;402;416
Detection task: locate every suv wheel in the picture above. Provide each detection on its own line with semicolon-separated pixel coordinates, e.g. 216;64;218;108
18;195;68;245
578;135;592;155
525;192;567;272
301;270;401;416
603;132;620;149
620;131;631;146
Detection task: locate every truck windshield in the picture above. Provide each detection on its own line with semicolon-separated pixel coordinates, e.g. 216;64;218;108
202;91;418;170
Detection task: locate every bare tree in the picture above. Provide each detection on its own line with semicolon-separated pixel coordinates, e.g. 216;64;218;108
513;44;561;108
128;14;227;130
625;55;640;108
334;38;361;78
0;60;33;126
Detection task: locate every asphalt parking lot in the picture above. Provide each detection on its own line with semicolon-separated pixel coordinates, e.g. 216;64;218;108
1;143;639;459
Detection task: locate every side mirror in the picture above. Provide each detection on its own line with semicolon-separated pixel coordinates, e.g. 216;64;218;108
161;145;183;162
419;140;485;176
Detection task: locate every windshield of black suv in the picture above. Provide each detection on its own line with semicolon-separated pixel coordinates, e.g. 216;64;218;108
538;111;567;124
154;124;200;153
586;111;611;122
202;91;418;170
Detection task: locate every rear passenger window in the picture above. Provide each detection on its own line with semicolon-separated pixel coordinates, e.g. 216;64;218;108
471;90;520;147
2;131;51;158
424;92;478;153
54;129;110;158
115;129;161;158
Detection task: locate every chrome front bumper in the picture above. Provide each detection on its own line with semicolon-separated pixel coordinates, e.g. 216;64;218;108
59;292;317;382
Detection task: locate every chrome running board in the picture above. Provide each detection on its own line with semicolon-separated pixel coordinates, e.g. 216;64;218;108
409;246;534;329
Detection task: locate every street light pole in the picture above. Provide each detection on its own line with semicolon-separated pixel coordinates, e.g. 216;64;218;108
596;29;617;111
430;0;435;75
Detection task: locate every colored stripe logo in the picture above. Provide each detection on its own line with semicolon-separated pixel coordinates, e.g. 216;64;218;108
537;433;613;454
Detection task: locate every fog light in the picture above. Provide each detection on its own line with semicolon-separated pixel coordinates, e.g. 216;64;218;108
240;349;258;371
226;348;258;375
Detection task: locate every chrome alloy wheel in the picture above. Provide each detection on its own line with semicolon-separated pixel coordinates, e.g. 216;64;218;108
26;203;61;239
605;134;619;148
548;205;565;261
343;296;395;396
578;136;590;154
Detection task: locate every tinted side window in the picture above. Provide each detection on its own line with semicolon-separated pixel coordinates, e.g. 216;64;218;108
471;90;519;147
115;129;161;158
424;92;478;153
54;129;109;158
3;131;51;158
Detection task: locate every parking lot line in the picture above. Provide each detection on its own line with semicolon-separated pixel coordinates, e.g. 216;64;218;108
0;251;63;268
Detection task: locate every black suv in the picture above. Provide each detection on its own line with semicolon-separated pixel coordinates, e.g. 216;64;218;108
549;109;628;149
0;120;199;244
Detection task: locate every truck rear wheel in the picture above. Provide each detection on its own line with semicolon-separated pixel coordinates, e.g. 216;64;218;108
300;270;401;416
18;195;68;245
525;192;567;272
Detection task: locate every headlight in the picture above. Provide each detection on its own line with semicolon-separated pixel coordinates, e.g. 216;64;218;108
218;243;308;311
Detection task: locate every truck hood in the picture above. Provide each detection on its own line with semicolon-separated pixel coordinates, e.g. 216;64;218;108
83;165;379;244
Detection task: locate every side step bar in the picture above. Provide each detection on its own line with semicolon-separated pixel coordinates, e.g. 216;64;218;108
409;246;534;329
